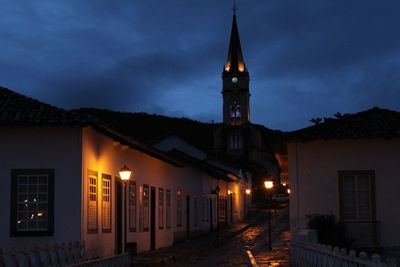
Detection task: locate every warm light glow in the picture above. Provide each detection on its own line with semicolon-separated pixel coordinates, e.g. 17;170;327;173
282;183;287;186
228;190;232;195
38;212;43;217
119;165;132;181
287;188;291;194
245;189;251;195
264;181;274;189
17;220;21;224
238;62;245;72
225;62;231;71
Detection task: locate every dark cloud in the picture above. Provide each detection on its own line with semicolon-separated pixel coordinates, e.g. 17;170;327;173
1;0;400;131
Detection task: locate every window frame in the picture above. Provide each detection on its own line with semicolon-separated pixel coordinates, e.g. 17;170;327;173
338;170;376;222
176;189;182;228
158;188;164;230
101;174;112;233
10;169;55;237
166;189;171;229
87;169;98;234
143;184;149;232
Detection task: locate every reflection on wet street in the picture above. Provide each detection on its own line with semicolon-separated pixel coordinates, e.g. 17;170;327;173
173;206;290;267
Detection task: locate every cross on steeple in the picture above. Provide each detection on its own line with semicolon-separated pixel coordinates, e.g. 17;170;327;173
232;0;238;15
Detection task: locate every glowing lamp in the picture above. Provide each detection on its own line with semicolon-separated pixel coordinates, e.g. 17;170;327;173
245;188;251;195
287;188;291;194
282;183;287;186
228;190;232;195
264;180;274;189
119;165;132;181
238;62;245;72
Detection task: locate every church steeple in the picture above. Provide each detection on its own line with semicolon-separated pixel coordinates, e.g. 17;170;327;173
222;13;250;127
224;14;247;73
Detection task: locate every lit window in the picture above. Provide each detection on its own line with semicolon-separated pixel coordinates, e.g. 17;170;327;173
129;182;137;232
102;174;111;233
229;101;241;119
11;169;54;236
87;170;98;234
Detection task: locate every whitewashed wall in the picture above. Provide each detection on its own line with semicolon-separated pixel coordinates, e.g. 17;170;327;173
288;138;400;248
0;127;82;249
81;127;247;257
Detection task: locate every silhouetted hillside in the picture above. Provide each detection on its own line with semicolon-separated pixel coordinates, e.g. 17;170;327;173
74;108;218;151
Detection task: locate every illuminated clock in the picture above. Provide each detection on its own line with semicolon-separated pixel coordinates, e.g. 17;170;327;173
232;77;238;83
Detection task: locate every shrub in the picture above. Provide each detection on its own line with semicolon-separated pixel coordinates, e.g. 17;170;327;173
306;214;352;248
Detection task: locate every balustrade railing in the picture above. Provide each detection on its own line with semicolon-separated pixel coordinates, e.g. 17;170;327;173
0;242;130;267
291;230;397;267
0;241;85;267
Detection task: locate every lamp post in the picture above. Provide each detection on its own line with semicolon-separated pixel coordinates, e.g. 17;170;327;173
214;186;220;235
264;180;274;250
119;165;132;253
245;188;251;222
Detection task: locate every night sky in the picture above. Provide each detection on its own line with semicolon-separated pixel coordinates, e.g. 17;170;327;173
1;1;400;131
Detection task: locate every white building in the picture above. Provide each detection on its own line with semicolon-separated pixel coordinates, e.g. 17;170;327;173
288;107;400;249
0;86;251;259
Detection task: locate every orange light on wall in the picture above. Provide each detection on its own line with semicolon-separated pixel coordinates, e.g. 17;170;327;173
245;188;251;195
264;181;274;189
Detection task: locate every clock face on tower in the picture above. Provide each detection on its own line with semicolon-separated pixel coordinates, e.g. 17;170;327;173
232;77;238;83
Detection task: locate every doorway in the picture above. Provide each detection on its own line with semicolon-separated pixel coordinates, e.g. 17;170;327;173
115;179;123;254
150;186;156;250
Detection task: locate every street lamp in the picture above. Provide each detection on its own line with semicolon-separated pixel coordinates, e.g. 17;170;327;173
264;180;274;250
245;188;251;222
119;165;132;253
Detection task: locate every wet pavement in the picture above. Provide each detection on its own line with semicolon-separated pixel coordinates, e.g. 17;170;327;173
132;206;291;266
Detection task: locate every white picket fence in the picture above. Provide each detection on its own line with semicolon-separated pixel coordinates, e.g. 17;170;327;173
0;241;85;267
291;230;397;267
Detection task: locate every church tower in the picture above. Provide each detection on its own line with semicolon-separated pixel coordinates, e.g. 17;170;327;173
222;14;250;126
221;13;250;154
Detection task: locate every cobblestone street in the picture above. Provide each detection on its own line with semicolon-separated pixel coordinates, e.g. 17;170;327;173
133;206;290;266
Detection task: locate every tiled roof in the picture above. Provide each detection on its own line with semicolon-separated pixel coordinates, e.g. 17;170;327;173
0;85;93;126
0;85;182;167
288;107;400;142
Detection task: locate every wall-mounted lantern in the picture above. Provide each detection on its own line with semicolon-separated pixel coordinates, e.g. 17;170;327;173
118;164;132;253
119;165;132;181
